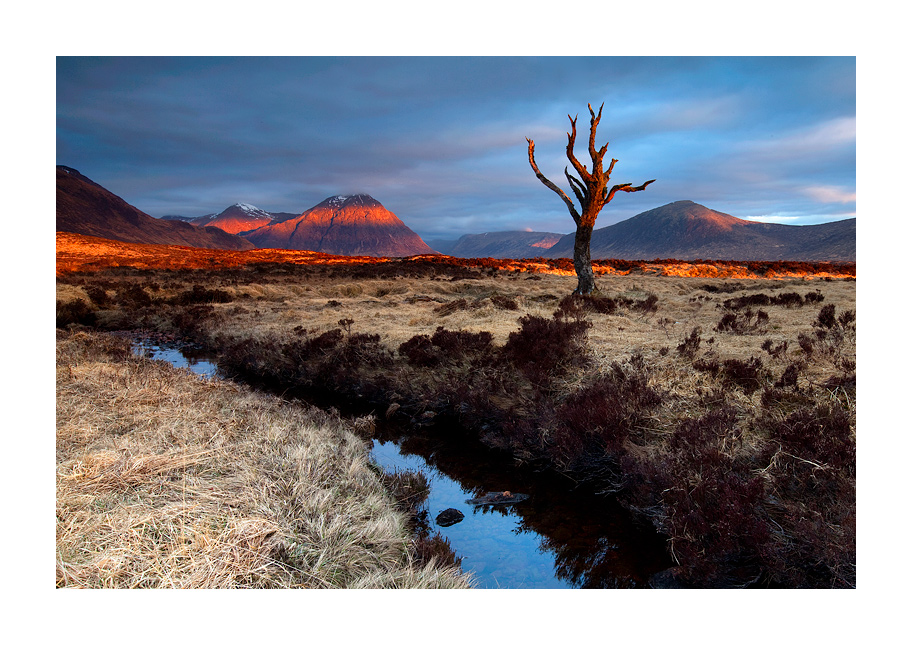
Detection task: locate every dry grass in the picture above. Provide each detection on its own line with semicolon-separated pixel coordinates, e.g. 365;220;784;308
56;330;472;588
56;257;855;587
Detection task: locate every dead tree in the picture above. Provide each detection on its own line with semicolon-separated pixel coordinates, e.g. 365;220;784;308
527;103;655;295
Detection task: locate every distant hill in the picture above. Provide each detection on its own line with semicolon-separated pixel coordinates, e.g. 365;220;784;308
56;166;254;250
545;200;855;262
242;194;437;257
161;204;300;234
432;231;563;258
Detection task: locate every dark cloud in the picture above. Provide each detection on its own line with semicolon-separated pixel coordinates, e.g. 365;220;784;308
56;56;855;240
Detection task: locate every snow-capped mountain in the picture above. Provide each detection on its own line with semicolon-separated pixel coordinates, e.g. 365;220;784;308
161;203;303;234
242;194;437;257
191;203;276;234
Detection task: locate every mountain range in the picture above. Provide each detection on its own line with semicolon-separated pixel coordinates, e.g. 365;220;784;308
56;166;254;250
544;201;855;262
162;204;299;234
56;166;854;262
436;201;855;262
429;231;564;258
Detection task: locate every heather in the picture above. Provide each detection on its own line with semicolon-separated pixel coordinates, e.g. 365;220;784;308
57;259;855;587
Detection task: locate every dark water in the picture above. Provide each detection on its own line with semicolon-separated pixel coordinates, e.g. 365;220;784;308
133;339;219;378
371;424;671;588
132;339;672;588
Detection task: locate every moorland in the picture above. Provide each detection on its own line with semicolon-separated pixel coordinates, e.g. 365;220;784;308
56;236;855;588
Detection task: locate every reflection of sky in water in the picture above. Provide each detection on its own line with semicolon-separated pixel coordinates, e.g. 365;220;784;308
371;439;572;589
132;341;662;588
133;343;219;379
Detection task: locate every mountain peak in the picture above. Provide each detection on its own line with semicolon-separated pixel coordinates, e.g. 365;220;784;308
243;194;436;257
218;202;270;216
233;202;263;212
322;194;381;208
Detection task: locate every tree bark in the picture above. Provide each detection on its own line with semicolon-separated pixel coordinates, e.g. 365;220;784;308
573;224;597;295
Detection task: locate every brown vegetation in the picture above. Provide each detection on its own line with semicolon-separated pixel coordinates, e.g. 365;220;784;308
57;231;855;280
56;241;855;587
56;331;472;588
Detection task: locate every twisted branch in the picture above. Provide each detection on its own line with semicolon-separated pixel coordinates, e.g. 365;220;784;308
565;167;587;205
565;115;591;183
607;179;656;203
587;103;607;170
527;138;581;224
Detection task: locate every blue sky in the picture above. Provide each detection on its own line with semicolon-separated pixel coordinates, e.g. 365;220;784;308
56;56;855;242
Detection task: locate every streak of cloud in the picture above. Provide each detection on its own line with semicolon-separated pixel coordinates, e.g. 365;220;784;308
56;56;855;241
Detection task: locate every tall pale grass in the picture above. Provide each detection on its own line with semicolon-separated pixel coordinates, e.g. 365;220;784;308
56;331;472;588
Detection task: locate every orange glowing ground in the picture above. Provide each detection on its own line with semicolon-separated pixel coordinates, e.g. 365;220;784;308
56;231;855;280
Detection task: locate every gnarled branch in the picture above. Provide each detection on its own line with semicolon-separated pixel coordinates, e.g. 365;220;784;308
604;158;618;181
607;178;656;203
565;114;591;183
565;167;587;205
587;103;605;169
527;137;581;224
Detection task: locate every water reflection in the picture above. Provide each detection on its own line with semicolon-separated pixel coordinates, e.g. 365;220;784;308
372;426;671;589
133;340;219;378
132;338;672;588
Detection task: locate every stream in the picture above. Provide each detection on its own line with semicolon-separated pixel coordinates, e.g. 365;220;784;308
132;338;672;588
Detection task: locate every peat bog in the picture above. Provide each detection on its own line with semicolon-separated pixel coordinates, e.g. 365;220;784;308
57;255;856;588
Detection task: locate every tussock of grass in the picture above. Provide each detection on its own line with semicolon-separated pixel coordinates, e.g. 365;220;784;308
56;263;855;587
56;331;472;588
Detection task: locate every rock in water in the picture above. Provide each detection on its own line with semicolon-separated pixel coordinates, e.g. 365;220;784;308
435;508;464;527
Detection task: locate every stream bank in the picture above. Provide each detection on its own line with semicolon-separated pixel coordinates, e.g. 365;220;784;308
132;337;673;588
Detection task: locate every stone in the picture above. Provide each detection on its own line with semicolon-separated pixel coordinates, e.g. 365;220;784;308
435;508;464;527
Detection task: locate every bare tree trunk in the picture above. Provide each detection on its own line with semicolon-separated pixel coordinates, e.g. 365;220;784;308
573;224;597;295
527;103;654;296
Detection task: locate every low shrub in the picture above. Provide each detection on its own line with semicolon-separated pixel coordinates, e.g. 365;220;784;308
720;357;766;393
715;309;769;334
56;298;96;328
775;361;803;388
676;327;702;360
761;339;789;360
694;356;767;393
84;285;111;308
797;306;856;365
170;284;233;306
116;284;154;308
554;361;664;458
644;409;771;586
398;327;494;367
501;314;591;387
765;402;855;472
723;291;823;310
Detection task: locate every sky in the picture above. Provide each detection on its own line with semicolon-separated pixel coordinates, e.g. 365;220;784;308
56;56;855;243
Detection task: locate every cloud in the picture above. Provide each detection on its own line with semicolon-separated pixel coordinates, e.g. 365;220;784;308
745;211;856;225
744;117;855;159
56;57;856;238
801;185;856;203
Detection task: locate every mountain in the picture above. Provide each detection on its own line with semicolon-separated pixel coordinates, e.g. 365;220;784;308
161;204;301;234
545;200;855;262
56;166;254;250
242;194;437;257
432;231;564;258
